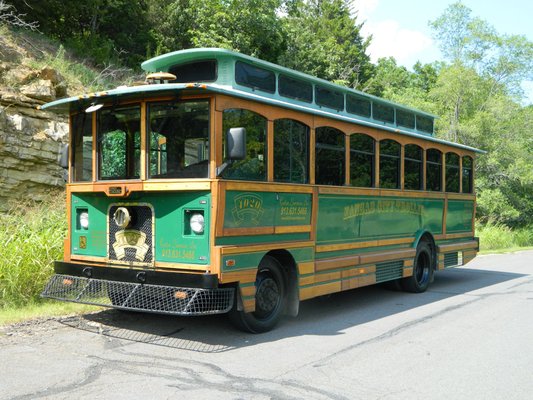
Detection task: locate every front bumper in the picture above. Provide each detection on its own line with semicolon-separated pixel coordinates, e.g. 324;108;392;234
41;262;234;316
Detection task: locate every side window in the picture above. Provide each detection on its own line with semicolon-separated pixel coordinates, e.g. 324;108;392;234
404;144;423;190
72;112;93;182
379;139;400;189
350;133;374;187
445;152;460;192
235;62;275;93
426;148;442;191
462;156;473;193
315;127;345;185
274;119;309;184
222;108;267;181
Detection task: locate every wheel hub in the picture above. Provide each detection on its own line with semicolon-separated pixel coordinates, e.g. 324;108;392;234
256;277;279;314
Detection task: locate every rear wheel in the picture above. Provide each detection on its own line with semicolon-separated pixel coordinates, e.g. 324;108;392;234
401;241;434;293
229;256;286;333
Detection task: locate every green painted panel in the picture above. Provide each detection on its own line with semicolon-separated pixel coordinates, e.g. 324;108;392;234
222;253;265;272
446;200;474;233
317;195;443;245
153;192;210;264
70;191;210;264
289;247;315;263
71;193;109;256
215;232;309;246
223;190;311;229
221;246;315;273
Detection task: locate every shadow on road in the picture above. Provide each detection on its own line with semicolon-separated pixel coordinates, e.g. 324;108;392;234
59;266;526;353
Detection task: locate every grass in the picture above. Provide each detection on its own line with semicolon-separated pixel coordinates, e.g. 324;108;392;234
0;194;66;309
0;301;101;327
477;222;533;253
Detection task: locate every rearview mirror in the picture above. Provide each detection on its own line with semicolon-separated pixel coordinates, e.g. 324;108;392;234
59;144;69;169
226;127;246;160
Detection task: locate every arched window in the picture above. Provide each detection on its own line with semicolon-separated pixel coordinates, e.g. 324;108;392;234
274;119;309;184
221;108;267;181
315;127;345;185
462;156;473;193
445;152;460;192
350;133;374;187
379;139;400;189
426;149;442;191
404;144;423;190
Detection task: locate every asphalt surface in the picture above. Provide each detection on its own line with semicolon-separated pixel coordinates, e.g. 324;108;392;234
1;251;532;400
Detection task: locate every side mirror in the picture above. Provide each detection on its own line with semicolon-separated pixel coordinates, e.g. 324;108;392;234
226;127;246;160
59;144;69;169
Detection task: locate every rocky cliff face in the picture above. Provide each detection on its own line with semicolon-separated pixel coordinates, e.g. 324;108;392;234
0;33;70;210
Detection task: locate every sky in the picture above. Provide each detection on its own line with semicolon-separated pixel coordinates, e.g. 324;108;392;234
352;0;533;102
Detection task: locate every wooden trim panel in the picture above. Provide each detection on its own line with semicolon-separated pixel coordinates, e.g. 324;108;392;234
437;240;479;253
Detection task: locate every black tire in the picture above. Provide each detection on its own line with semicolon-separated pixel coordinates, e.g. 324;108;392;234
401;241;434;293
229;256;287;333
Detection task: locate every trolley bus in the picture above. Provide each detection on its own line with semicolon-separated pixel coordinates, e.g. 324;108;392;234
40;48;482;332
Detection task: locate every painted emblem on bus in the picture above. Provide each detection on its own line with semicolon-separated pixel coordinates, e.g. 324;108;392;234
232;193;264;226
113;230;150;261
343;200;424;220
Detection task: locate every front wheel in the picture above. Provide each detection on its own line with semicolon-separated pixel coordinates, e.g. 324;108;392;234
401;241;434;293
229;256;286;333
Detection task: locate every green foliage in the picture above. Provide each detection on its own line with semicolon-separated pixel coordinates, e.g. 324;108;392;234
0;195;66;308
477;222;533;251
11;0;153;66
26;45;127;91
279;0;373;89
429;1;533;97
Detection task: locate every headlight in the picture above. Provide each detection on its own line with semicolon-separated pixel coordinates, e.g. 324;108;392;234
190;213;204;234
79;211;89;230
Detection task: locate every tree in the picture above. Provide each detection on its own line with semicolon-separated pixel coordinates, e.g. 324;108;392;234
428;2;533;227
429;1;533;99
0;0;38;30
279;0;373;89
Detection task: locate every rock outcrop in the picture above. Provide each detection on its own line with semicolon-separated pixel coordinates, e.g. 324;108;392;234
0;33;71;210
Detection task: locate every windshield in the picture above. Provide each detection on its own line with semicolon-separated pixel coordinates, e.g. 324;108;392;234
98;105;141;180
148;100;209;179
73;100;210;182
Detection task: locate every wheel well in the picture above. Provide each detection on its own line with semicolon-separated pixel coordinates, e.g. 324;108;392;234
416;232;437;270
265;250;299;317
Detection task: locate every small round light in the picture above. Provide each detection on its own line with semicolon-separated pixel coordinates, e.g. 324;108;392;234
114;207;131;229
190;213;204;234
79;212;89;229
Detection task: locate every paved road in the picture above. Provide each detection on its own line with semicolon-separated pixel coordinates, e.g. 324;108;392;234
1;251;532;400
